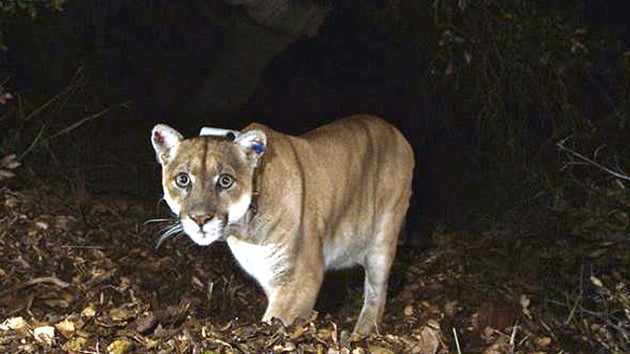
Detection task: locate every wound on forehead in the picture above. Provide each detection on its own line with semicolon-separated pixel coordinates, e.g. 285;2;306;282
154;131;165;144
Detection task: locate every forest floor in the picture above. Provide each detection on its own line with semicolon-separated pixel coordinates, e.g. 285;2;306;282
1;158;628;354
0;85;629;353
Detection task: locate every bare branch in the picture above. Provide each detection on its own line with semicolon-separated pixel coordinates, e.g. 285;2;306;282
17;100;131;161
46;100;131;141
557;138;630;182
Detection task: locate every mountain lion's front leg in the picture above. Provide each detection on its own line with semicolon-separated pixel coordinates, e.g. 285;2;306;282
262;267;323;325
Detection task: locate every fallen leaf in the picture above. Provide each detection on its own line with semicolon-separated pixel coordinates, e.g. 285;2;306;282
474;301;516;333
273;341;297;352
590;276;603;287
0;169;16;182
0;316;27;331
34;219;49;230
409;323;441;354
110;306;134;322
367;344;395;354
399;284;420;301
444;301;460;317
135;311;157;334
404;304;415;316
482;336;510;354
0;154;20;169
0;92;13;104
56;318;76;338
44;298;71;308
107;337;132;354
33;325;56;346
535;336;552;347
81;303;97;318
62;336;87;352
520;294;531;318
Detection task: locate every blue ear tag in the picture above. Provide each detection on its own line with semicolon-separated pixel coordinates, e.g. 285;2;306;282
252;144;266;154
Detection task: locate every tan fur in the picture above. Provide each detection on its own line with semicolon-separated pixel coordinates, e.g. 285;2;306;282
151;115;414;334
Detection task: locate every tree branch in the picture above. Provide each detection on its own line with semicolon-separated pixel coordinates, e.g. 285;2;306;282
557;137;630;182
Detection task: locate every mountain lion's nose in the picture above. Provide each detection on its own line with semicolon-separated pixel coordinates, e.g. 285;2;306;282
190;214;212;227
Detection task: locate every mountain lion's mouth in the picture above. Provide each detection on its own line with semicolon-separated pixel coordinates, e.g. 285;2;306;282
182;215;226;246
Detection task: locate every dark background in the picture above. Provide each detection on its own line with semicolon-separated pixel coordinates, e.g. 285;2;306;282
1;0;629;243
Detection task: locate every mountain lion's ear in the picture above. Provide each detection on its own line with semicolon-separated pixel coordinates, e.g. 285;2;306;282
151;124;183;165
235;130;267;163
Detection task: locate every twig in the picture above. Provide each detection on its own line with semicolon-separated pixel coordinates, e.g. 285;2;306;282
557;137;630;182
46;100;131;141
17;124;46;160
17;100;131;161
539;320;557;340
452;327;462;354
565;265;584;325
23;79;86;122
509;323;518;348
0;276;71;298
207;281;215;302
61;245;104;249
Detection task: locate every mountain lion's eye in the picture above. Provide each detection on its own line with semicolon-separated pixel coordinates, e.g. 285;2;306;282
217;174;234;189
175;173;190;188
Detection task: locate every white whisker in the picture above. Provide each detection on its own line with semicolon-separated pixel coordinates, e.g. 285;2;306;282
155;223;183;249
143;218;175;225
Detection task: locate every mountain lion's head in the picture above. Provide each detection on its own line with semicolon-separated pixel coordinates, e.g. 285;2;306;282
151;124;266;246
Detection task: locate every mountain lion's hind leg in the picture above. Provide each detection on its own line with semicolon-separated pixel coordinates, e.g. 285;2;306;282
354;253;392;334
353;211;403;334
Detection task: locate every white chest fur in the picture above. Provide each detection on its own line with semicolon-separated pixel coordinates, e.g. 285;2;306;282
226;236;283;295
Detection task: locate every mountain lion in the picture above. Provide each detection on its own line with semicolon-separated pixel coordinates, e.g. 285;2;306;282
151;115;414;334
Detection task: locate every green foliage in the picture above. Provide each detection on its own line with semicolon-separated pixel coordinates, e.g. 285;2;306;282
425;0;629;198
433;3;585;155
0;0;66;50
0;0;66;17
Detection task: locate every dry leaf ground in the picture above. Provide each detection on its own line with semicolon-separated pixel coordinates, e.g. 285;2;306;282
0;85;628;353
1;166;627;353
